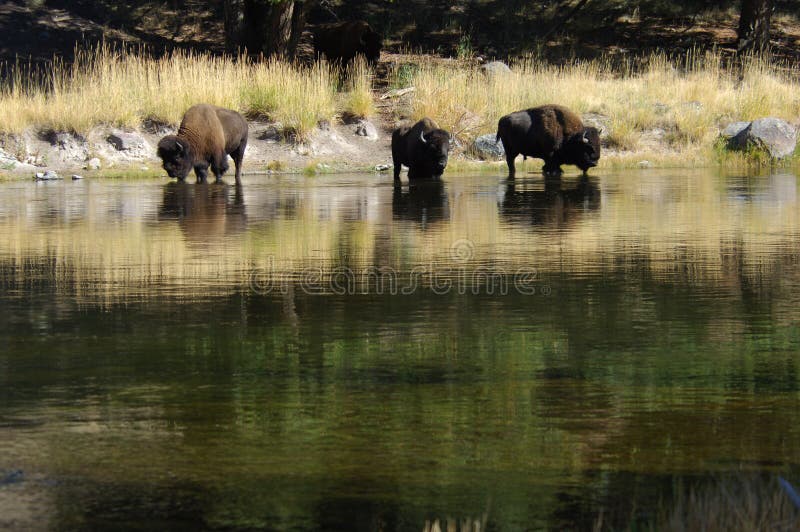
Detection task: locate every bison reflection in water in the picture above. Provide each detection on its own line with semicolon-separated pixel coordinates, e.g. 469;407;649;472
159;182;247;244
500;177;600;229
392;180;448;228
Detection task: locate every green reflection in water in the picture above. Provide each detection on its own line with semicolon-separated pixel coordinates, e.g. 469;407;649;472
0;170;799;530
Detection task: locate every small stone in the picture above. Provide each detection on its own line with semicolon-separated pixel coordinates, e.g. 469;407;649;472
638;160;652;168
86;158;101;170
71;174;84;180
374;164;390;172
140;166;149;171
35;170;61;180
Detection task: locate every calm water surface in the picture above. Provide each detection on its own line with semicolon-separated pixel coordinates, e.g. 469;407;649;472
1;170;799;530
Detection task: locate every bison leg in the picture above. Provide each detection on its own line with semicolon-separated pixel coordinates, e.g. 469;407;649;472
211;153;229;183
194;162;209;183
231;142;247;184
505;151;518;179
542;161;563;178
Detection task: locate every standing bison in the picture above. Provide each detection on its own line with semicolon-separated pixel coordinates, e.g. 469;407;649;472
312;21;382;66
392;118;451;181
496;104;600;178
157;104;248;184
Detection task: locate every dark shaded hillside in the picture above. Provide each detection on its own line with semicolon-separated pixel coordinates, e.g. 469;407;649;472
1;0;799;65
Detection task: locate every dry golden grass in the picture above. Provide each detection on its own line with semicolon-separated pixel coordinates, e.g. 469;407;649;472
404;51;800;164
0;44;371;141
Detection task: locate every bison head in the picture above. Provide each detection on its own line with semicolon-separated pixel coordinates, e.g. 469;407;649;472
569;127;601;173
157;135;194;180
358;27;382;65
418;129;451;178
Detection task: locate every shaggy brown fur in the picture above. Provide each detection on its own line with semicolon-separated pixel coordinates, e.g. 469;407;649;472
496;104;600;178
312;21;382;66
157;104;248;184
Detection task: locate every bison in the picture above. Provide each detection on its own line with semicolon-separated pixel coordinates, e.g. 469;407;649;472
392;118;451;181
312;21;382;66
496;104;600;178
157;104;248;184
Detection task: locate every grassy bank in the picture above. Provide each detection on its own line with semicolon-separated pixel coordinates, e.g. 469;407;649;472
0;44;374;140
404;51;800;167
1;46;799;167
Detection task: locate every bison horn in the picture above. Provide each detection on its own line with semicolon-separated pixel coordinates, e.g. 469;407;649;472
419;130;428;144
582;130;590;143
175;141;184;153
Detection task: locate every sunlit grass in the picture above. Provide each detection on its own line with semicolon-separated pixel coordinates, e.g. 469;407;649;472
403;51;800;163
0;44;369;141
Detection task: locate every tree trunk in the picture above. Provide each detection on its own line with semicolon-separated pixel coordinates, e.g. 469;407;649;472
223;0;313;58
737;0;773;56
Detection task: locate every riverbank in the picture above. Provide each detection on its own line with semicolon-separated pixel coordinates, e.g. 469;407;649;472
1;46;799;179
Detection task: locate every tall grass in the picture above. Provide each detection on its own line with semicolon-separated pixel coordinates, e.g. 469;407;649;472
0;44;371;140
406;51;800;161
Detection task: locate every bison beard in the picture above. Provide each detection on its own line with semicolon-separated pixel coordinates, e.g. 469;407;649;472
312;21;382;66
496;104;600;179
392;118;451;181
157;104;248;184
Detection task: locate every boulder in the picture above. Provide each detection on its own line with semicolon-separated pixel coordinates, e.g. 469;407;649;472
470;133;505;160
481;61;512;77
354;119;379;140
722;118;797;159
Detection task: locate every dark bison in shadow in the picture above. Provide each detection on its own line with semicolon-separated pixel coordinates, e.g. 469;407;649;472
496;104;600;178
392;118;451;181
157;104;248;184
312;21;382;66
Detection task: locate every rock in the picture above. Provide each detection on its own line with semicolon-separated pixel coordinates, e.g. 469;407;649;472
481;61;512;77
354;120;379;140
380;87;415;100
317;119;331;131
43;131;88;160
470;133;505;160
86;158;101;170
582;113;612;140
34;170;61;180
374;164;390;172
721;121;751;139
71;174;84;180
257;125;283;142
107;130;145;152
723;118;798;159
638;160;652;168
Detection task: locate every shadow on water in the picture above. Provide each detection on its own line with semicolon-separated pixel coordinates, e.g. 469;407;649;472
158;181;247;244
392;180;448;228
500;176;600;228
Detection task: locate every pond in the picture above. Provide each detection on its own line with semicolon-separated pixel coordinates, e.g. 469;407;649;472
1;170;799;530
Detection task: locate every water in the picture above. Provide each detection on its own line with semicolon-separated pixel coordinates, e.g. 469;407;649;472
1;170;799;530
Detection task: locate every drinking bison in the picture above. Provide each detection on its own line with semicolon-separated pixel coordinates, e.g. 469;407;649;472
157;104;248;184
312;21;382;66
496;104;600;178
392;118;451;181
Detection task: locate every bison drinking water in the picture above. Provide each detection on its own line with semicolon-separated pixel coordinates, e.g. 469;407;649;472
157;104;248;184
496;104;600;178
312;21;382;66
392;118;451;181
